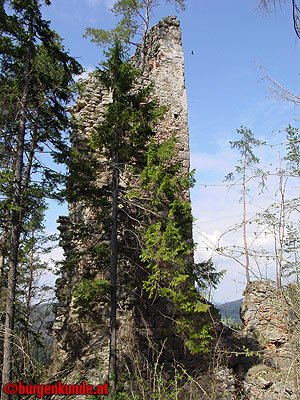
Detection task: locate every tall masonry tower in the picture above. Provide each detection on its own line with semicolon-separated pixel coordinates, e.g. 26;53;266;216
50;16;192;385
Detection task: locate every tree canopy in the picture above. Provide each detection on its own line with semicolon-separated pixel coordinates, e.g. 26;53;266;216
85;0;186;56
0;0;82;394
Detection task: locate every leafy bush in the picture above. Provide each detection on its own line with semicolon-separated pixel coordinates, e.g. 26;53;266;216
73;278;110;309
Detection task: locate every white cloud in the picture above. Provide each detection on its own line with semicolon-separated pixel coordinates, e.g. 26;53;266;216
86;0;100;6
190;132;300;302
75;65;96;81
191;151;233;174
39;244;63;282
86;0;116;9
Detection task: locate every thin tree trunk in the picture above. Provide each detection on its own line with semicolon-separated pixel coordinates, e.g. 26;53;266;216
23;230;35;376
19;121;39;224
1;16;32;398
140;0;150;65
108;139;119;396
0;152;16;288
243;151;250;286
0;210;10;286
277;162;285;289
296;250;299;286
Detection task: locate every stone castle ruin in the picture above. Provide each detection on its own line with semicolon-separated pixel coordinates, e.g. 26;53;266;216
50;16;195;386
49;16;300;400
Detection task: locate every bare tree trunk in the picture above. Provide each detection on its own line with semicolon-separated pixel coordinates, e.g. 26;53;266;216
243;152;250;286
140;0;150;65
108;133;119;397
22;230;35;377
277;160;286;289
19;122;39;224
296;252;299;286
1;16;32;398
292;0;300;40
0;210;10;286
0;152;16;289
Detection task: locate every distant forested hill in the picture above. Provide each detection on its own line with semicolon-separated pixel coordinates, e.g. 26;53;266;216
217;299;243;325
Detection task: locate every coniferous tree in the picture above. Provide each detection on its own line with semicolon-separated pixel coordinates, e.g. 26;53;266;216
85;0;186;60
0;0;82;392
138;136;223;354
226;127;265;286
15;198;55;383
71;43;222;395
88;42;164;394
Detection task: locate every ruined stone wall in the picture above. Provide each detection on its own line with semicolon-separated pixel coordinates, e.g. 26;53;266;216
48;17;300;394
49;16;193;386
135;16;190;171
240;281;300;399
241;281;289;350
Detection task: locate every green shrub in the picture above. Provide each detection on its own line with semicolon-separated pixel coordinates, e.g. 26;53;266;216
73;278;110;309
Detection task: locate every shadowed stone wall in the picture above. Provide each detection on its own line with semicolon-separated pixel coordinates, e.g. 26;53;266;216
240;281;300;399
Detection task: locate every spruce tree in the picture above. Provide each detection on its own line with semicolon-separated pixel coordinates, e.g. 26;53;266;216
0;0;82;392
70;43;222;394
226;126;265;286
136;136;223;354
87;42;164;394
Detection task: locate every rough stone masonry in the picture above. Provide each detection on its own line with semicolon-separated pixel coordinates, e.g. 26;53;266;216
47;17;300;400
49;16;193;386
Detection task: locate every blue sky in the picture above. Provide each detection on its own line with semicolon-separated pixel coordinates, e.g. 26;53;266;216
42;0;300;302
